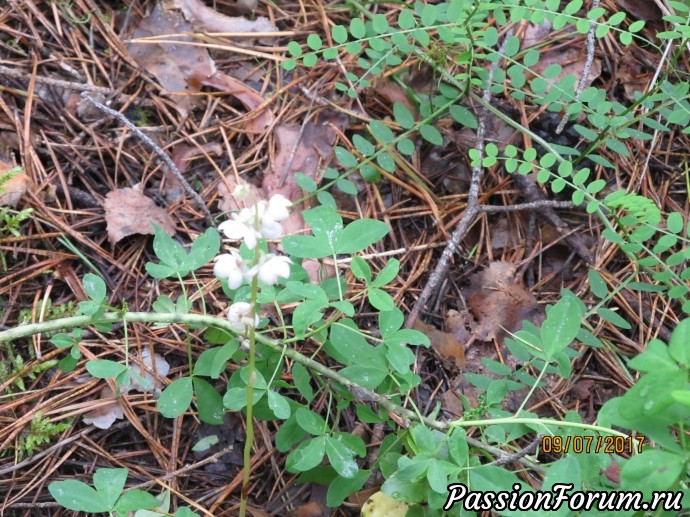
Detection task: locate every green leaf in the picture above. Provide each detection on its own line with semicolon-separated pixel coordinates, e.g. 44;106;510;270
302;53;317;67
371;259;400;287
332;25;348;44
449;105;478;128
351;256;372;283
292;363;314;402
340;363;388;389
419;124;443;145
192;435;219;452
145;263;177;279
393;103;415;129
326;435;359;478
667;212;684;234
276;414;307;452
282;235;333;259
294;173;317;193
385;329;430;348
668;318;690;366
51;333;77;349
267;390;292;419
540;292;583;358
86;359;127;379
327;470;370;507
287;436;326;472
152;295;175;314
470;464;524;493
82;273;106;302
151;223;186;270
372;13;389;33
352;134;375;156
93;468;127;509
193;377;225;424
114;490;160;512
396;138;415;156
223;387;250;411
49;480;109;512
597;307;631;329
368;120;395;143
287;41;302;57
368;287;395;311
376;152;396;172
587;269;608;298
158;377;194;418
398;9;415;29
184;228;221;271
59;354;79;372
335;146;358;168
337;219;389;254
385;341;415;373
379;307;403;336
448;428;468;466
621;450;685;496
292;299;326;338
337;178;358;195
295;407;327;435
307;34;322;51
193;341;238;379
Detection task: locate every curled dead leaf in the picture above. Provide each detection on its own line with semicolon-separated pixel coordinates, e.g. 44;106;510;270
128;3;216;115
464;261;543;343
170;0;276;33
167;143;223;202
202;72;274;133
413;316;467;370
104;185;177;245
0;168;31;208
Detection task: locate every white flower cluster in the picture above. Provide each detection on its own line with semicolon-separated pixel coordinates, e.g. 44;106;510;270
214;187;293;332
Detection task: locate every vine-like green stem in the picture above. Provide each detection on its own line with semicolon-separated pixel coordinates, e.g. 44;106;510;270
0;311;636;479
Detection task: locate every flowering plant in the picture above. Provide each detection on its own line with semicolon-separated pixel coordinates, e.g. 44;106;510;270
6;179;429;517
214;187;293;332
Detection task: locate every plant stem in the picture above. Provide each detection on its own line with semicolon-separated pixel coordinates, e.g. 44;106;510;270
239;270;260;517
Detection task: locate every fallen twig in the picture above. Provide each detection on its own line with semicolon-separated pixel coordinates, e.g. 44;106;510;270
80;93;215;228
555;0;600;134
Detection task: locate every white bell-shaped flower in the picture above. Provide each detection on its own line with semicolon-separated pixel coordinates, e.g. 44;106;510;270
219;194;292;248
254;254;292;285
219;209;261;249
266;194;292;222
227;302;259;332
213;252;246;289
232;182;254;202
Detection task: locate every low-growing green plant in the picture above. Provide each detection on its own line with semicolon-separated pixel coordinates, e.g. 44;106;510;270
0;341;58;395
12;412;71;461
0;165;33;270
48;467;199;516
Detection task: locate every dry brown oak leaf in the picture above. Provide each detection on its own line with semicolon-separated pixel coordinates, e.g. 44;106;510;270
104;186;177;245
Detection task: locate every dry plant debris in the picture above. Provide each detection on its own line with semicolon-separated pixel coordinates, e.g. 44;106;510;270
465;261;543;343
104;185;177;244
